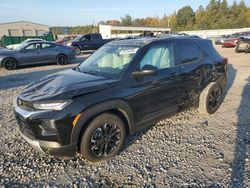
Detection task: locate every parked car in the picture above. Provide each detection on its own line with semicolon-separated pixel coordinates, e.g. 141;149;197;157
14;36;227;162
214;35;229;45
56;35;77;46
6;38;45;50
70;33;115;55
0;41;75;70
235;36;250;53
222;32;250;48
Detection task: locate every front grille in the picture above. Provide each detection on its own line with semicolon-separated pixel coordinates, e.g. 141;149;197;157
17;97;34;111
15;112;35;139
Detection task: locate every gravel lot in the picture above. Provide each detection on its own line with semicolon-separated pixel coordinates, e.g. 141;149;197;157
0;47;250;187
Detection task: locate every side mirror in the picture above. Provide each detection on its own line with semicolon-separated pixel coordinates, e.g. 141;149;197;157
132;69;156;78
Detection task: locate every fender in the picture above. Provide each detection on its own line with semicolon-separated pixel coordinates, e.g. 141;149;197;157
70;99;134;144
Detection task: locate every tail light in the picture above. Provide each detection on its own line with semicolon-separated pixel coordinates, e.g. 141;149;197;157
223;58;228;65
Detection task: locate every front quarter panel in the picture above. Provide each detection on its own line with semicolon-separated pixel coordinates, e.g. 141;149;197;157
71;99;134;145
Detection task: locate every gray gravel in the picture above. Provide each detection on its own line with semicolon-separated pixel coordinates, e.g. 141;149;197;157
0;48;250;187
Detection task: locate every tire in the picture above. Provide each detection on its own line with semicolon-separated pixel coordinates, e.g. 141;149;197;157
56;54;68;65
2;58;18;70
198;82;222;115
80;113;126;163
74;46;81;55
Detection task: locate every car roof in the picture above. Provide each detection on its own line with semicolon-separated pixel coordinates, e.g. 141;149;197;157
108;35;203;47
25;41;56;45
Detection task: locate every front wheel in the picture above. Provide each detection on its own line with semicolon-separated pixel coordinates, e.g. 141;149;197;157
74;46;81;55
80;113;126;163
2;58;18;70
198;82;222;115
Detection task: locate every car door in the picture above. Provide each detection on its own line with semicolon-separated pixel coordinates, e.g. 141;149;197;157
128;42;183;126
175;40;212;106
91;34;103;49
18;43;41;65
80;34;92;50
39;42;57;63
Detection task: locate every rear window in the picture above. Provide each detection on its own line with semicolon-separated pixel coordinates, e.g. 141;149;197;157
176;40;202;64
92;34;101;40
198;40;222;61
41;43;56;49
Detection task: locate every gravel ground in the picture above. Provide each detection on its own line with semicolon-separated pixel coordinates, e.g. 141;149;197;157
0;48;250;187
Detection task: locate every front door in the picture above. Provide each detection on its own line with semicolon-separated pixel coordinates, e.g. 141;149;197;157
129;42;183;126
19;43;41;65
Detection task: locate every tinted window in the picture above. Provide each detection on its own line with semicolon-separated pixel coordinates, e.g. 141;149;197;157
176;41;202;64
198;40;221;61
82;35;91;41
92;34;100;40
140;43;175;70
41;43;56;49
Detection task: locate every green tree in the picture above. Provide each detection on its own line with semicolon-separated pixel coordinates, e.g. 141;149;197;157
121;14;133;26
176;6;195;30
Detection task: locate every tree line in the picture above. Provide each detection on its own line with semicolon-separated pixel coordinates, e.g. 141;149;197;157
50;0;250;35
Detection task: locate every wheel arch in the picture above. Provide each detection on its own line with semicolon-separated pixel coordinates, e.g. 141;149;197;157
70;99;134;148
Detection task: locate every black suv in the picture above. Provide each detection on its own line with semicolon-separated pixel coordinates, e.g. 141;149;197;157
14;36;228;163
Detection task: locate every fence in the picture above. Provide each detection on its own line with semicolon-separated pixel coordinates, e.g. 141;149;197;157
1;34;55;47
181;28;250;40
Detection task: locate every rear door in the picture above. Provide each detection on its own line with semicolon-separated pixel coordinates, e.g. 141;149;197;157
176;39;213;106
91;34;104;49
39;42;57;63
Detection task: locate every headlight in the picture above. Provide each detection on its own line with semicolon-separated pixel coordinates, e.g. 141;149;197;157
33;101;71;110
67;42;72;46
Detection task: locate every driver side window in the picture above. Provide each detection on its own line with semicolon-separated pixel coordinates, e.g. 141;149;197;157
140;44;175;71
25;43;40;51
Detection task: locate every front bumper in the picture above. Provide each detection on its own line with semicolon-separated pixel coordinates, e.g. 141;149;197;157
14;103;77;159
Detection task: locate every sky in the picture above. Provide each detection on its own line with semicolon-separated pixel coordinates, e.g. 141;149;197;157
0;0;249;26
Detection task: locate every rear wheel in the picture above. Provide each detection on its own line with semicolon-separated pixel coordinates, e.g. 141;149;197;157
80;113;126;163
74;46;81;55
2;58;18;70
56;54;68;65
198;82;222;115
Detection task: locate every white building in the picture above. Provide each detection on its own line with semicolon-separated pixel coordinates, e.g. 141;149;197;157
99;24;171;39
0;21;49;37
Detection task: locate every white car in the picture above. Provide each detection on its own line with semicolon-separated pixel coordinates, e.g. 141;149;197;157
6;38;45;50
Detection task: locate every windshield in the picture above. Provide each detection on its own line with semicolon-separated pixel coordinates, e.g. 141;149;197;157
14;43;27;51
73;35;83;41
78;45;140;77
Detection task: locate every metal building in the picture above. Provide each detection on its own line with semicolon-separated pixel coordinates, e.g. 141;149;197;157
0;21;49;37
99;24;171;39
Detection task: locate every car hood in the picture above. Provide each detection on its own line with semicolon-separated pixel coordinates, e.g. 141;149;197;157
0;48;15;55
19;69;118;102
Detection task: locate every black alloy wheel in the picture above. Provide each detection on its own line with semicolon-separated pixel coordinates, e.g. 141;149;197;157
90;123;121;157
207;87;222;113
56;55;68;65
80;113;126;163
3;58;17;70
